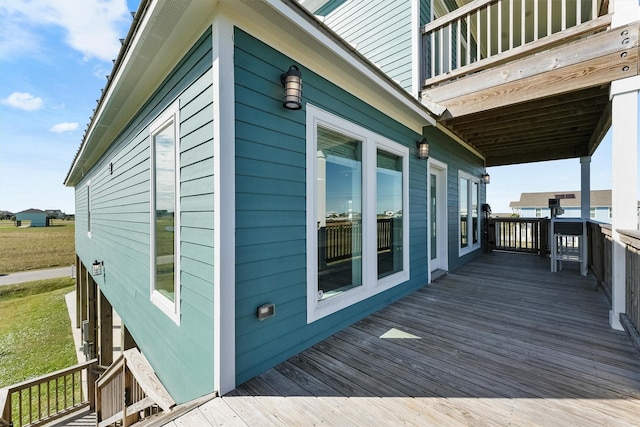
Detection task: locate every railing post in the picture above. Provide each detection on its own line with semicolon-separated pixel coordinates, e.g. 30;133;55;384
88;361;97;411
0;388;10;427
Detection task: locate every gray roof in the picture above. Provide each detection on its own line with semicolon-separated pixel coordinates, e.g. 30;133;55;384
509;190;614;208
17;208;47;214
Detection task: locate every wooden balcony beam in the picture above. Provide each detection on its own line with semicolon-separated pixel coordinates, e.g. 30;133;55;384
486;145;590;166
424;21;639;118
442;86;608;126
452;104;606;135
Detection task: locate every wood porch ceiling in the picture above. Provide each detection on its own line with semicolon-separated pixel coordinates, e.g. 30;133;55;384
423;19;640;167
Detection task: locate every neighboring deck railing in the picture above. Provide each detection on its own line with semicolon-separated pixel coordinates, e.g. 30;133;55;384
487;217;549;256
0;359;98;427
96;348;174;427
421;0;608;85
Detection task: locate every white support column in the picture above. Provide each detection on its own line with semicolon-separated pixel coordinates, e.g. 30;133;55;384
608;0;640;331
609;75;640;331
580;156;591;220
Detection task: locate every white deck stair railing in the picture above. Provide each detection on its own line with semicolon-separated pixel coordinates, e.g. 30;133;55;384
422;0;604;84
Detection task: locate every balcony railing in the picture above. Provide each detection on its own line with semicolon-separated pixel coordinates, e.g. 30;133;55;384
421;0;608;85
0;359;98;427
487;217;549;255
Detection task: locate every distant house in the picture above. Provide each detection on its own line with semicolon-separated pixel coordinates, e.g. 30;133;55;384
0;210;13;220
45;209;65;220
16;208;48;227
509;190;640;224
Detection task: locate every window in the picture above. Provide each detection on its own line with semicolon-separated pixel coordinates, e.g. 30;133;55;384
459;171;480;255
590;208;596;219
87;183;92;237
150;101;180;323
307;105;409;322
535;208;541;218
609;207;613;218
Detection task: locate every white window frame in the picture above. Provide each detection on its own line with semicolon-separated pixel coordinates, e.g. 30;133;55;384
149;101;181;324
306;104;410;323
458;170;481;256
86;181;92;238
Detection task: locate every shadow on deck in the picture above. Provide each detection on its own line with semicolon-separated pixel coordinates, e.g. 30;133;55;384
215;252;640;425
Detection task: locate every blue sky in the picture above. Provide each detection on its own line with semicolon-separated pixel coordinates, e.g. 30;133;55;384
0;0;636;215
0;0;139;215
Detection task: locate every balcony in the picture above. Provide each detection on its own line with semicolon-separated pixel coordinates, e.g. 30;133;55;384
420;0;640;166
143;248;639;425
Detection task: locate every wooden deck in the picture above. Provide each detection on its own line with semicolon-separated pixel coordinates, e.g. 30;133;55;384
171;252;640;426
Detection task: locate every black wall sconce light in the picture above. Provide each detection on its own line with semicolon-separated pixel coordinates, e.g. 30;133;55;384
92;260;103;276
482;172;490;184
280;65;302;110
416;138;430;160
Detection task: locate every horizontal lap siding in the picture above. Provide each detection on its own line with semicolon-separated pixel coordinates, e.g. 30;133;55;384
74;29;214;404
423;126;485;271
321;0;413;91
234;28;427;385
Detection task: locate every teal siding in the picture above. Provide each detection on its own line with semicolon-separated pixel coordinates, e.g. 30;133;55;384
319;0;413;91
424;126;485;271
420;0;431;26
74;29;214;404
234;28;428;385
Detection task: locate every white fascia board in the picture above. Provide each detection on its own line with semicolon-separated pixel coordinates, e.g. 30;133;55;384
224;0;435;133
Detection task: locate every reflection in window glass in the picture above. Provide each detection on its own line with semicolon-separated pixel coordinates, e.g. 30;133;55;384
459;177;468;248
377;150;403;278
317;126;362;300
154;123;176;302
472;181;479;244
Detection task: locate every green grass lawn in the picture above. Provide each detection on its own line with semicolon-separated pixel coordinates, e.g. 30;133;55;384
0;277;77;388
0;220;75;274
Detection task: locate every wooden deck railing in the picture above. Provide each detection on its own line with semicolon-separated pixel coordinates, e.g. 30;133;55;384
619;229;640;345
96;348;174;427
487;217;549;256
587;222;640;351
421;0;608;84
587;221;613;298
0;359;98;427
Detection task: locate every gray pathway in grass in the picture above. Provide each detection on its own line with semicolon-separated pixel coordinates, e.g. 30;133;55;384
0;266;73;286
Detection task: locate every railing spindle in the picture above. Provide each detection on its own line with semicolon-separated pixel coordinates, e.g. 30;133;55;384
577;0;582;25
533;0;538;40
509;0;514;49
521;0;526;45
562;0;567;30
547;0;552;36
498;0;503;53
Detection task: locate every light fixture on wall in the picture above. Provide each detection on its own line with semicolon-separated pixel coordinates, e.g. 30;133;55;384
92;260;103;276
482;172;490;184
280;65;303;110
416;138;430;160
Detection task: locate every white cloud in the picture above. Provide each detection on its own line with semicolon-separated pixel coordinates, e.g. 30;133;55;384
50;122;79;133
0;0;130;62
1;92;43;111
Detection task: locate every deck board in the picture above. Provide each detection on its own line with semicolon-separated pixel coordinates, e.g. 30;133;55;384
215;252;640;425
